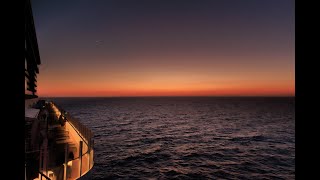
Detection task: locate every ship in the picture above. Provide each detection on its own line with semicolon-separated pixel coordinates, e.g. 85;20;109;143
25;0;94;179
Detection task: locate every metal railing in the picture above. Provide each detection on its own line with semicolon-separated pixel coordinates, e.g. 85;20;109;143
65;114;93;146
49;101;95;179
51;102;94;148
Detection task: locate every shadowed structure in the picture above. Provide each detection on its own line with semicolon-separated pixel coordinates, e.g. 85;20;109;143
25;0;41;99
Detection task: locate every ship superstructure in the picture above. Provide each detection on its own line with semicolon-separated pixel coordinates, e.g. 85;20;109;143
25;0;94;179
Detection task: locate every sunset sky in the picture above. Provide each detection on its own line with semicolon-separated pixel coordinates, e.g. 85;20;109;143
31;0;294;97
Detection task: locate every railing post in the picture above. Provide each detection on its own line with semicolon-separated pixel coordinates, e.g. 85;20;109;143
79;141;83;177
91;139;94;166
64;144;68;180
88;137;91;170
39;146;42;180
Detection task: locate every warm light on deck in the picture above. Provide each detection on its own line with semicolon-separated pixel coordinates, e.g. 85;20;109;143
67;161;72;166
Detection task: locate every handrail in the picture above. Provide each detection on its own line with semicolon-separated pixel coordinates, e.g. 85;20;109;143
66;115;90;145
51;102;93;143
49;101;94;158
45;101;94;179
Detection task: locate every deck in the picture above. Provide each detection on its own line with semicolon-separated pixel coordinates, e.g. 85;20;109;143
30;101;94;180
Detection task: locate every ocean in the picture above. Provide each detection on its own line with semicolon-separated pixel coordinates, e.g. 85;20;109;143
48;97;295;179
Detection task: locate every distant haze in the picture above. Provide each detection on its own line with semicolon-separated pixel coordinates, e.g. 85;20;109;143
32;0;294;97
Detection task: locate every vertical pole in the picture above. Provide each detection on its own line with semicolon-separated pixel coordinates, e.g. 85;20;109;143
44;110;49;175
88;137;91;170
43;141;47;176
39;146;42;180
79;141;83;177
47;149;49;178
64;144;68;180
92;139;94;166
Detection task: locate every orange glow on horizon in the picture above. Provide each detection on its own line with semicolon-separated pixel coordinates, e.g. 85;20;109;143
37;55;294;97
38;84;294;97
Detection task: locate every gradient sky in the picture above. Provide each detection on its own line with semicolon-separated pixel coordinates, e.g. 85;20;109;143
31;0;294;97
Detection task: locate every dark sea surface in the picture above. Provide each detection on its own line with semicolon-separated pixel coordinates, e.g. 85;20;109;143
48;97;295;179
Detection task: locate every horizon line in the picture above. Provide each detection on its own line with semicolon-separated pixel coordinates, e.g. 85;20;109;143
39;95;295;98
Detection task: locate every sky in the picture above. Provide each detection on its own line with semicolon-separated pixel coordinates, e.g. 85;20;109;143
31;0;295;97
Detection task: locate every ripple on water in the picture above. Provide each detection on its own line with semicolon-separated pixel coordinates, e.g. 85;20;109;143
51;97;295;179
